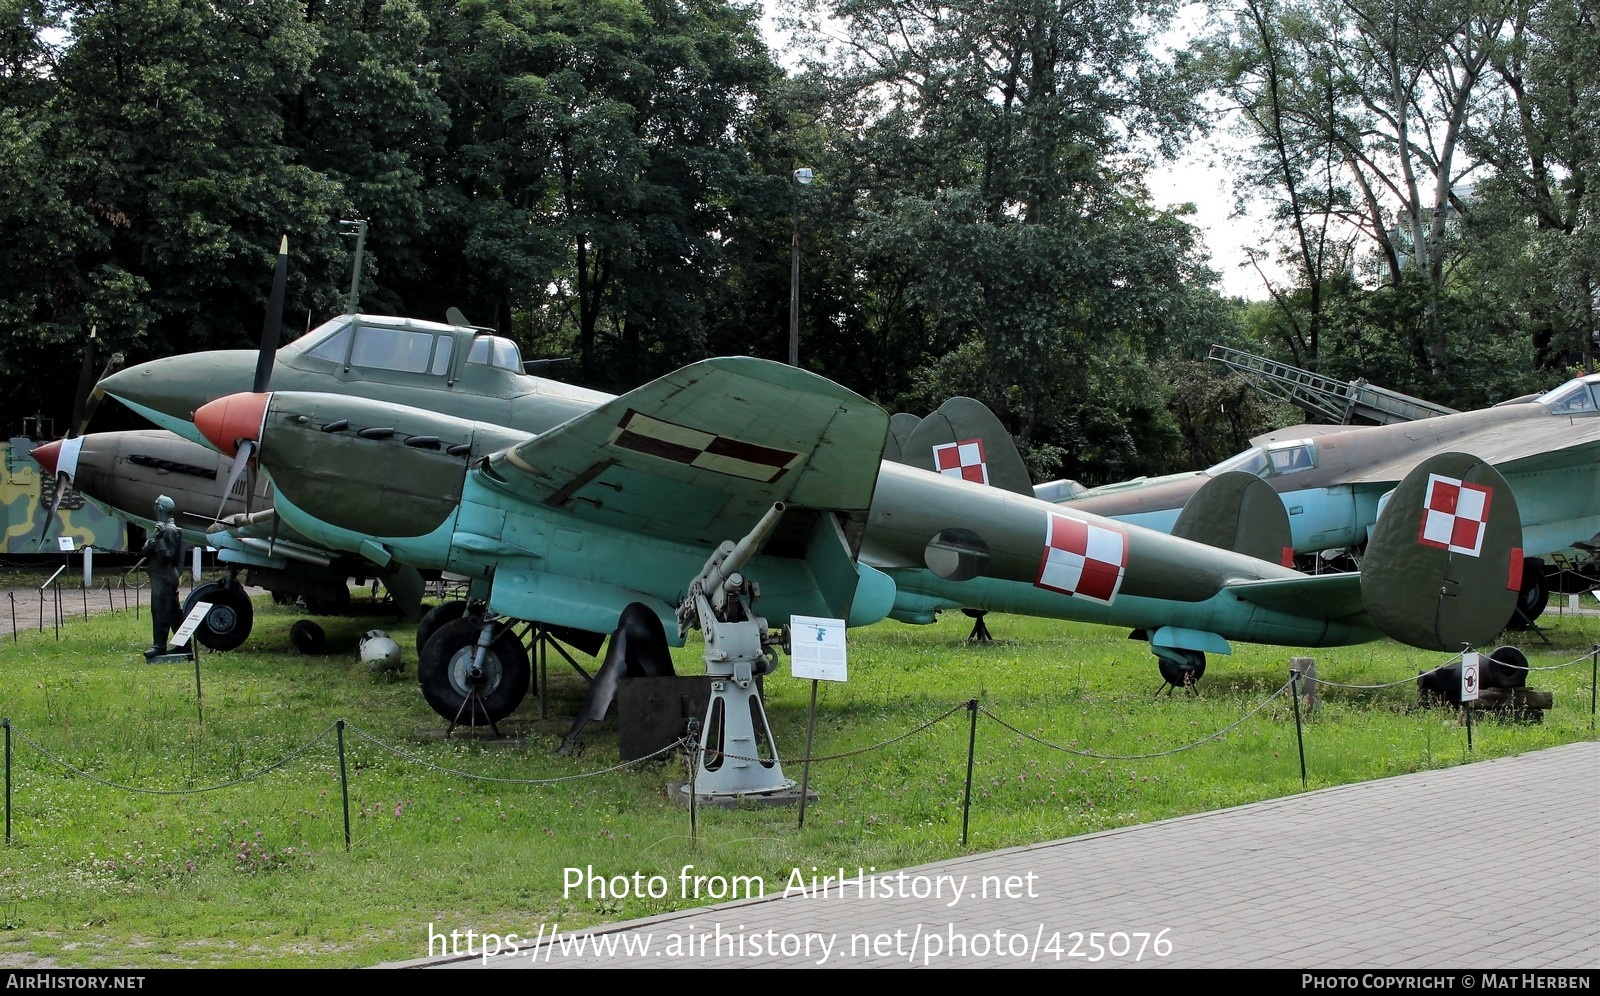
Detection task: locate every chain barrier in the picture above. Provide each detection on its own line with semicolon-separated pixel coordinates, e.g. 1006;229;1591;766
8;721;339;795
341;720;687;784
5;636;1593;829
1303;645;1598;692
693;701;969;769
1510;648;1599;673
1303;648;1467;691
981;680;1295;760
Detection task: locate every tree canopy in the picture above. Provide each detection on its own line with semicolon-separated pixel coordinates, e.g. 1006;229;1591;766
1;0;1592;480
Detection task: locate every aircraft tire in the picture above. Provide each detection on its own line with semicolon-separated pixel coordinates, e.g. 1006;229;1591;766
415;600;473;657
418;617;530;725
1156;648;1206;688
184;580;254;652
1505;557;1549;631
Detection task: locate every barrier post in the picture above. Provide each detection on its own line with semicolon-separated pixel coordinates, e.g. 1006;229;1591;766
961;699;978;847
337;720;351;851
1289;669;1307;788
4;717;11;846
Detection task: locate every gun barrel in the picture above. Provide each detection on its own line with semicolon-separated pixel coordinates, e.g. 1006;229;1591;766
711;501;786;590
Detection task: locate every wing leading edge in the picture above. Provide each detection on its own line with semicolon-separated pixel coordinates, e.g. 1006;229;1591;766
486;356;889;553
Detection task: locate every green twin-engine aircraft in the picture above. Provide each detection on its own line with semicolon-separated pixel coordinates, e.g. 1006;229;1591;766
72;241;1527;757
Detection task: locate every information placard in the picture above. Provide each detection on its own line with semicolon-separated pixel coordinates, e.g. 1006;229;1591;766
1460;650;1480;703
789;615;847;682
171;602;213;649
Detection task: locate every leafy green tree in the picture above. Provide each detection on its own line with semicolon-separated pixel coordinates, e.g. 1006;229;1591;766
1199;0;1363;369
0;0;349;428
414;0;783;385
1462;0;1598;375
776;0;1215;482
287;0;449;321
1209;0;1520;375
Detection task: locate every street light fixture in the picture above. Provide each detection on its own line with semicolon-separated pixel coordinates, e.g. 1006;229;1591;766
789;168;813;367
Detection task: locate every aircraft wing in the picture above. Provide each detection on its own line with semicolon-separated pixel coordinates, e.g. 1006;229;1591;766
1254;415;1600;486
1336;418;1600;485
485;357;889;552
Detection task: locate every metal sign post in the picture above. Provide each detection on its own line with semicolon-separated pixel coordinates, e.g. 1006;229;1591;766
1461;650;1480;752
790;616;847;828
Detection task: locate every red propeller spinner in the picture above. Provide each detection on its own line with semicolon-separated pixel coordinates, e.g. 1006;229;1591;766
195;393;269;459
30;438;65;476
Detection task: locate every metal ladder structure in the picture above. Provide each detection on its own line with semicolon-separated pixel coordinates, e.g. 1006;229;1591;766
1208;344;1457;425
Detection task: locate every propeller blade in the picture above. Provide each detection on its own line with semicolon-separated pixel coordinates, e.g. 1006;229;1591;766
30;439;80;549
254;235;289;394
69;327;96;439
215;439;255;523
76;350;125;438
35;470;70;550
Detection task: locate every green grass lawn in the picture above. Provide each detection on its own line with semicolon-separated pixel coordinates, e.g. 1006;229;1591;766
2;583;1596;967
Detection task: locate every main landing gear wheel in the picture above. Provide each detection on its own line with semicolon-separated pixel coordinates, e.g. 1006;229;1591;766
183;579;254;651
1505;557;1548;631
1155;648;1206;691
418;616;531;725
415;599;477;657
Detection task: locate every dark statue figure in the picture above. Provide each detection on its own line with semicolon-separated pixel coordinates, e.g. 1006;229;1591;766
142;494;184;659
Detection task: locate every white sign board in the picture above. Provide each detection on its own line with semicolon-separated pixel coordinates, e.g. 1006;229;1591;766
170;602;213;649
789;615;848;682
56;536;75;552
1460;651;1480;703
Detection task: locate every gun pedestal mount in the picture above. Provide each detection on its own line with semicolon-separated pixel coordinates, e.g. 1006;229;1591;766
673;503;812;806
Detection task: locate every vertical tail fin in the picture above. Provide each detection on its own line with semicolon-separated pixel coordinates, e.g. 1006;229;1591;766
1170;471;1293;565
882;412;921;462
1360;452;1523;650
892;397;1034;496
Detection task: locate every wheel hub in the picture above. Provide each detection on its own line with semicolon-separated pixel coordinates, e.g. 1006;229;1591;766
446;648;503;698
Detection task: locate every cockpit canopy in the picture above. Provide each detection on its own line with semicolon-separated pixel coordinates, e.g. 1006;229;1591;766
1536;374;1600;416
1208;438;1318;479
295;314;525;377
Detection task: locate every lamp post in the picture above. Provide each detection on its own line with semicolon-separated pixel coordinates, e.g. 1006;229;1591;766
339;219;368;315
788;167;813;366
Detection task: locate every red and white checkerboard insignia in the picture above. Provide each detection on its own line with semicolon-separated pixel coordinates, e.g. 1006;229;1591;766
609;409;802;484
932;439;989;485
1417;473;1493;557
1035;513;1127;604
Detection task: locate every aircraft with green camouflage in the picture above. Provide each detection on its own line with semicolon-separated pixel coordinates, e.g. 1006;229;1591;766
64;238;1531;789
